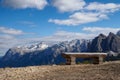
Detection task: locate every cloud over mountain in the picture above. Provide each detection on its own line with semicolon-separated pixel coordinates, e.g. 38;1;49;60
0;26;119;56
0;27;31;55
83;27;120;35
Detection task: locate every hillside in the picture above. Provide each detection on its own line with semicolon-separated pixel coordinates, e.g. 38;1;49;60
0;61;120;80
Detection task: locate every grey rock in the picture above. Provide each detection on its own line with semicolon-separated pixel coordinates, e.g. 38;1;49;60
117;30;120;36
89;32;120;53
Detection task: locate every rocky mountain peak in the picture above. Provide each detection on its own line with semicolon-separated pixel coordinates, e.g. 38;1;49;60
108;32;115;37
89;32;120;53
117;30;120;36
99;33;106;38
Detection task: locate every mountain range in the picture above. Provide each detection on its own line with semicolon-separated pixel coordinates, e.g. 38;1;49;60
0;31;120;67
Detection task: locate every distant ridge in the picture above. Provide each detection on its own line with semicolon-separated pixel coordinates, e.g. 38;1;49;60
0;39;89;67
0;31;120;67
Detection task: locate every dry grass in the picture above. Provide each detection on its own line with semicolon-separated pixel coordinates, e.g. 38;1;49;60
0;61;120;80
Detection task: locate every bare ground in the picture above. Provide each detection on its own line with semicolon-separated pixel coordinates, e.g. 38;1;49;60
0;61;120;80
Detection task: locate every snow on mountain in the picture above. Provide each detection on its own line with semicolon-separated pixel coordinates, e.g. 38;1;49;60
28;42;49;50
55;39;89;52
2;42;50;60
0;39;90;67
15;42;50;51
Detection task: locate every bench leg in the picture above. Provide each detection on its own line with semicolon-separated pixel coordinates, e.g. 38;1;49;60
92;56;104;64
70;56;76;65
99;56;104;64
66;58;71;65
93;57;99;64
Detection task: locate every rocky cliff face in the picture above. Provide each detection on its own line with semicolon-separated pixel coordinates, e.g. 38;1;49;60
117;30;120;36
88;34;107;52
89;32;120;53
105;32;120;52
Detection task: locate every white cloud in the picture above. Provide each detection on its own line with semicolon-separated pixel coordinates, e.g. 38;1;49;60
86;2;120;13
0;26;37;56
2;0;48;10
83;27;120;35
0;27;29;55
0;34;18;55
52;0;86;12
0;34;15;40
50;31;96;40
42;27;120;42
49;1;120;26
49;12;108;26
0;27;24;35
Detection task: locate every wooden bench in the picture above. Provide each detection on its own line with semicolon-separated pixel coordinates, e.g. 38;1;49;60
62;53;107;65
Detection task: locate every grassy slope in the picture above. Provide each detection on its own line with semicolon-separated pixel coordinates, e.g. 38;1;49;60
0;61;120;80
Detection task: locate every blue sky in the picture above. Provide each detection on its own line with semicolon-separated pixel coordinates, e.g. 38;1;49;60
0;0;120;56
